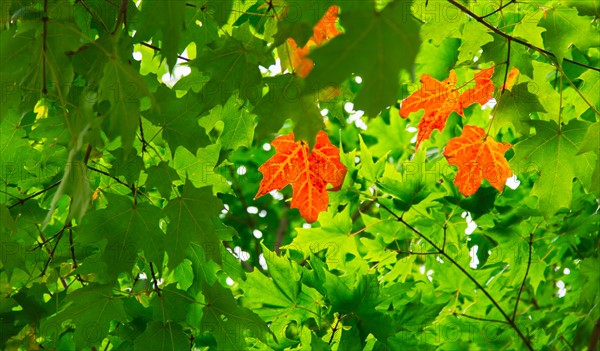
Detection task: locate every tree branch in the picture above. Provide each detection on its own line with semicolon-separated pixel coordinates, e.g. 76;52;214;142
328;317;341;345
445;0;600;73
452;312;509;325
481;0;515;19
40;223;71;277
41;0;48;94
9;181;61;209
112;0;128;33
149;262;162;297
76;0;110;33
376;199;534;351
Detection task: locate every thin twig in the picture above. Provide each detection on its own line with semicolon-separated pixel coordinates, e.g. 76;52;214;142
41;0;48;94
9;181;61;209
112;0;128;33
328;317;341;345
487;39;511;136
87;165;130;187
149;262;161;297
445;0;600;73
589;319;600;351
376;199;534;351
453;312;509;325
512;222;539;321
481;0;515;19
76;0;110;33
40;223;71;277
395;250;442;255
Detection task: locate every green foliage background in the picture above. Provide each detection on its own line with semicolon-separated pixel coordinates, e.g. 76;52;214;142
1;0;599;350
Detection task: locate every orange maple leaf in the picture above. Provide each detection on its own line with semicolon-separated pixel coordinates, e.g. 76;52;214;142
312;6;342;46
460;67;495;107
288;39;314;78
399;67;495;149
287;5;341;78
500;67;520;91
255;131;347;223
443;125;512;196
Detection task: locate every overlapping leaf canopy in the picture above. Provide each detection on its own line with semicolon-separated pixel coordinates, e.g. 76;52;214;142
1;0;598;350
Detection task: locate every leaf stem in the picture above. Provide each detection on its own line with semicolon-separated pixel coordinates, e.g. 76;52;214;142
512;222;540;321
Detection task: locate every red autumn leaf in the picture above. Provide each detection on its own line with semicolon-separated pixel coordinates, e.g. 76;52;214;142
443;125;512;196
255;131;347;223
287;5;341;78
399;67;496;149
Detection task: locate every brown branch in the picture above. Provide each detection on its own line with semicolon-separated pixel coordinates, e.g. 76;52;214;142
590;319;600;351
149;262;161;297
445;0;600;72
513;228;535;321
76;0;110;33
328;318;341;345
9;181;61;209
112;0;128;33
42;0;48;94
481;0;516;19
453;312;509;325
39;223;71;277
376;199;534;351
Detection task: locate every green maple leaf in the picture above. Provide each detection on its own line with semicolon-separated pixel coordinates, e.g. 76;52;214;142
161;180;224;269
136;0;186;70
305;0;421;117
145;162;181;198
218;97;255;151
287;207;357;270
493;82;546;135
97;33;152;154
457;22;493;63
173;144;229;191
577;70;600;112
133;321;190;351
538;6;599;63
146;86;210;155
44;284;128;348
241;245;324;337
193;23;269;111
306;260;399;343
150;285;195;323
253;74;324;146
77;193;165;280
201;281;272;350
510;119;594;219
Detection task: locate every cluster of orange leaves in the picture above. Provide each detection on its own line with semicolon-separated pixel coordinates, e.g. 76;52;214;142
287;6;341;77
254;67;520;222
254;131;347;223
401;67;520;196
